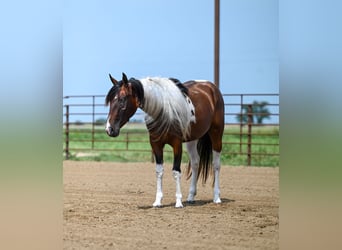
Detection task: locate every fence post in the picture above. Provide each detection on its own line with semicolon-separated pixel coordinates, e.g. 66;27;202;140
65;105;70;160
92;96;95;149
239;94;243;154
247;104;253;166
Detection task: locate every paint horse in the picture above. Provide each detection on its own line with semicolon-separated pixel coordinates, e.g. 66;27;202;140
105;73;224;208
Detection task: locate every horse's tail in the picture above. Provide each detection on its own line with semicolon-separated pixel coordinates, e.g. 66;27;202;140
196;132;213;185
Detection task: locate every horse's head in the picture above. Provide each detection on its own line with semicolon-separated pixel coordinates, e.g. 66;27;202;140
105;72;144;137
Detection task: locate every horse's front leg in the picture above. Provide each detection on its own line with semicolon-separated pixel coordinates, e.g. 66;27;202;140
151;141;164;207
172;140;183;208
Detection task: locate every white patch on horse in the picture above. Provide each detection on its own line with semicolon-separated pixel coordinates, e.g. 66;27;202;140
184;94;196;123
139;77;195;139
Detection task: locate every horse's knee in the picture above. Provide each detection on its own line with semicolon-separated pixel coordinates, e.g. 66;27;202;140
156;163;163;173
191;159;199;169
155;164;164;177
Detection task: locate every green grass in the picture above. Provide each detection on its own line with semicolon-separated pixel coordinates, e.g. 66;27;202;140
220;126;279;166
63;124;279;166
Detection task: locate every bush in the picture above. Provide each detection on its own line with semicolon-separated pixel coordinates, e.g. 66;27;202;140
95;118;107;126
74;120;84;125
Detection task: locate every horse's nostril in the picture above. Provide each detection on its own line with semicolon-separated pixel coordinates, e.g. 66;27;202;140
106;126;119;137
106;126;113;135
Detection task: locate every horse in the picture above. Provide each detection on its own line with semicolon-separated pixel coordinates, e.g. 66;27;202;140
105;72;225;208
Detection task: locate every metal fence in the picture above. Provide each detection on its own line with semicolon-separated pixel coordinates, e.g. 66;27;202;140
63;93;279;166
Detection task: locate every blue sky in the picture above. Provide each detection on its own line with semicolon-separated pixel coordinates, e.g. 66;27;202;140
64;0;278;96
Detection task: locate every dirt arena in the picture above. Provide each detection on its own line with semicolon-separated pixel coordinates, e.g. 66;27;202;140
63;161;279;249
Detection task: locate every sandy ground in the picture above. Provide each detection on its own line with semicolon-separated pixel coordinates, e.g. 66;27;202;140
63;161;279;249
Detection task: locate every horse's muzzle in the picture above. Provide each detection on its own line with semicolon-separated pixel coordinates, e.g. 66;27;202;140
106;126;120;137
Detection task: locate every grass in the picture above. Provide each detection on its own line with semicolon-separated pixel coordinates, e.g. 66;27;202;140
63;124;279;166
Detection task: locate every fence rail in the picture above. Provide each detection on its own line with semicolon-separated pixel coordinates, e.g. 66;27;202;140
63;93;279;166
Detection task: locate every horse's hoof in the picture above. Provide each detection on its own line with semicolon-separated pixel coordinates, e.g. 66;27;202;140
186;200;195;204
213;197;222;204
153;201;163;207
175;201;184;208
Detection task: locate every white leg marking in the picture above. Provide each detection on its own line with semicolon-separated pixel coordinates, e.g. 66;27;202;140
153;164;164;207
213;151;221;203
173;171;183;208
185;140;199;202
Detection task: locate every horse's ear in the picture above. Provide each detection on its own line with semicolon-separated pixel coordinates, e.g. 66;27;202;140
109;74;118;85
122;72;129;87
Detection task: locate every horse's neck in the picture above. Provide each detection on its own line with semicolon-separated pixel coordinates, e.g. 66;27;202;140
139;77;193;139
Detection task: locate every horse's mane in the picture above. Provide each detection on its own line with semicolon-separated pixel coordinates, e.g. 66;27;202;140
139;77;193;139
169;77;189;95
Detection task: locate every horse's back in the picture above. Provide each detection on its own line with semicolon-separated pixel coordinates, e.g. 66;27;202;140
184;80;224;114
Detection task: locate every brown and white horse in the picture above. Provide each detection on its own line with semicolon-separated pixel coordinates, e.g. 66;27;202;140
105;73;224;208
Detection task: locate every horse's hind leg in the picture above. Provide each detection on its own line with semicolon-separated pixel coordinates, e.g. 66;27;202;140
185;140;199;203
209;126;223;204
212;150;222;203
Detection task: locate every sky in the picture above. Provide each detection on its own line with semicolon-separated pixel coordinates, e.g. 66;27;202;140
63;0;278;123
64;0;278;96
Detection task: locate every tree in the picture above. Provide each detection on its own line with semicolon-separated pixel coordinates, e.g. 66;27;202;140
236;101;271;124
95;118;107;126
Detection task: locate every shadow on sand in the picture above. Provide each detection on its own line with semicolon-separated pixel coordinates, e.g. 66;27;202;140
137;198;235;210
